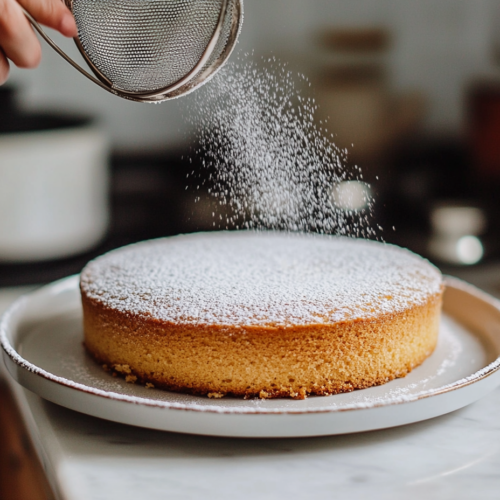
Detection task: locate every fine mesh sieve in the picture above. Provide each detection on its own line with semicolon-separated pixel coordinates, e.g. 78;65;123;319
24;0;243;102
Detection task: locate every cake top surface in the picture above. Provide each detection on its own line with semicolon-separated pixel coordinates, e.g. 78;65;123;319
80;232;443;327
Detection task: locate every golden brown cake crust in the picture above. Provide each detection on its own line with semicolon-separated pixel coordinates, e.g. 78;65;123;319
80;232;444;399
82;291;442;400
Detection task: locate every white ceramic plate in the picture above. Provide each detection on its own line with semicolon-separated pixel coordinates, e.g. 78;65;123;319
2;275;500;438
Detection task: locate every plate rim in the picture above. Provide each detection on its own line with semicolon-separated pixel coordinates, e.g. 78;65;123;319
2;275;500;415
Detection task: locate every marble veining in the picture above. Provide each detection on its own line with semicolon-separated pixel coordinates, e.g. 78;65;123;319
27;389;500;500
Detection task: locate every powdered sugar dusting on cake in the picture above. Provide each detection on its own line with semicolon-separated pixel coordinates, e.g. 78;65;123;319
80;232;442;327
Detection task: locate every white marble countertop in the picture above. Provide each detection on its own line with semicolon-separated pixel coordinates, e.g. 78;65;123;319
3;268;500;500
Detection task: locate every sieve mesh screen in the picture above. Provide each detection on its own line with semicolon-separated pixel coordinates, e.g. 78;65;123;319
72;0;235;94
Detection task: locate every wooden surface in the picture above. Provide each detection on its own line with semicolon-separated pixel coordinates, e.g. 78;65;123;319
0;382;54;500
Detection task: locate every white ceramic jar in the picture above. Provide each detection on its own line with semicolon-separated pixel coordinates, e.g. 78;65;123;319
0;125;109;262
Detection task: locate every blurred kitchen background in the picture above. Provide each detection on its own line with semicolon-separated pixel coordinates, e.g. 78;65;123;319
3;0;500;293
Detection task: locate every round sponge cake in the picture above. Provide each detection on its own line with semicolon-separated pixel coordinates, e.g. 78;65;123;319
80;232;444;399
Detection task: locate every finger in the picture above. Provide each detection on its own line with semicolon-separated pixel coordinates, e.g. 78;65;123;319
0;48;10;84
18;0;77;37
0;0;41;68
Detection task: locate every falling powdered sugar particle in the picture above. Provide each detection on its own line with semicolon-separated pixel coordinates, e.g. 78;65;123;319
185;55;378;237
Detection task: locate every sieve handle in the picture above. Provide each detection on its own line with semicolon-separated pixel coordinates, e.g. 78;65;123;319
23;10;117;96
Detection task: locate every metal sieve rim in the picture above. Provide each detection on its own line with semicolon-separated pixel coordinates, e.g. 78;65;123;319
65;0;234;100
152;0;243;102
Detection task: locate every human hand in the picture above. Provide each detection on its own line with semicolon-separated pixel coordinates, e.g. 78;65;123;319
0;0;77;84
